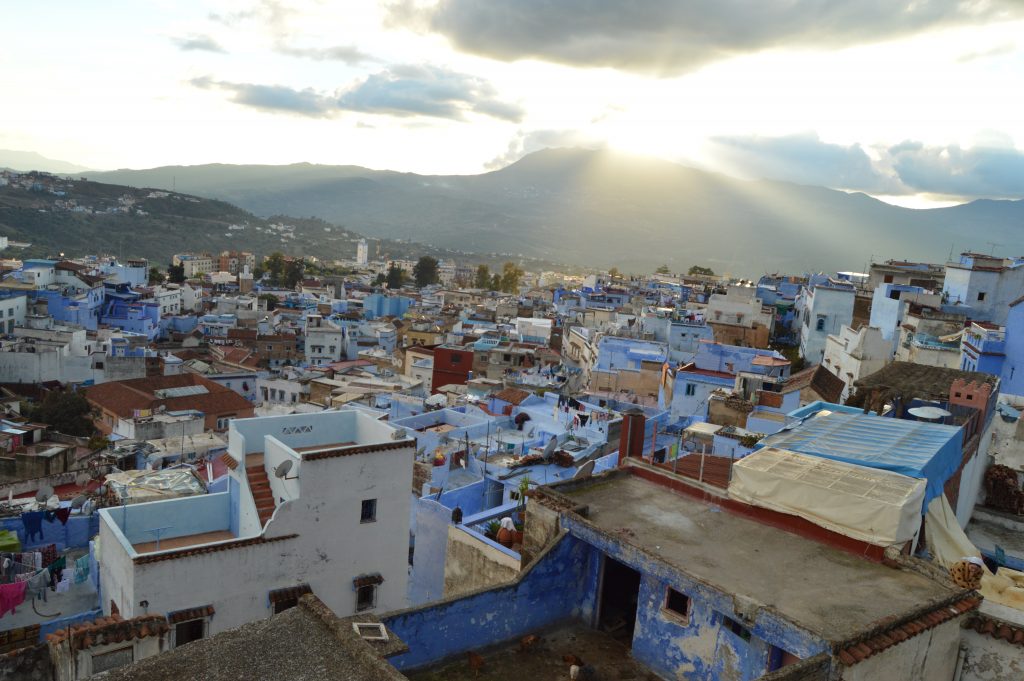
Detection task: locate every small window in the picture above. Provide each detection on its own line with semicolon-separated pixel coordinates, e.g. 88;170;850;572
722;615;751;642
361;498;377;523
815;318;825;331
356;584;377;611
175;618;205;647
451;354;462;364
978;292;986;301
664;588;691;623
883;274;894;283
685;384;696;396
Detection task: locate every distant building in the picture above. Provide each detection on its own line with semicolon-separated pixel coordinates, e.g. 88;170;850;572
943;252;1024;325
797;278;855;365
821;325;890;402
356;238;369;266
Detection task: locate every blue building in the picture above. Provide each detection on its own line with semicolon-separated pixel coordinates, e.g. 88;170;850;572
362;293;413;320
670;343;790;421
999;298;1024;396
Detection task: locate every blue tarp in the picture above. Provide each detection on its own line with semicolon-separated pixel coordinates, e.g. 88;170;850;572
759;409;963;508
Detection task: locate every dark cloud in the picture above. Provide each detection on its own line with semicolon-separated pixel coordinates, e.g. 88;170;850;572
172;34;227;53
337;65;523;121
275;44;373;64
389;0;1020;75
191;77;333;117
707;133;1024;200
709;133;904;194
485;130;605;169
190;65;523;122
888;142;1024;199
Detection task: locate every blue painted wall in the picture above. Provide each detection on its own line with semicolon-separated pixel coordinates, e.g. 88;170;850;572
0;512;99;553
101;492;231;546
1002;303;1024;396
408;498;453;606
385;534;597;671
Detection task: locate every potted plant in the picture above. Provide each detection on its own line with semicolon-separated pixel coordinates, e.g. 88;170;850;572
484;520;501;540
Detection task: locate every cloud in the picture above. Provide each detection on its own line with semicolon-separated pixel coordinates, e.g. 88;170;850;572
707;132;1024;199
709;133;904;194
389;0;1021;75
888;141;1024;198
486;129;605;169
172;34;227;53
337;64;523;121
275;44;373;64
191;65;523;122
191;76;333;117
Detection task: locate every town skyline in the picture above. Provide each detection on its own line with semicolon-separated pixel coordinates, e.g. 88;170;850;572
2;0;1023;208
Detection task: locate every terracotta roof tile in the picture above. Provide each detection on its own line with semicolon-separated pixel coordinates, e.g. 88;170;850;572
133;533;297;565
969;612;1024;646
493;388;532;405
301;440;410;462
838;595;981;666
268;584;312;604
168;605;215;624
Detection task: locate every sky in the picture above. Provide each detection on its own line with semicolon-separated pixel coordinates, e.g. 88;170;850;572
2;0;1023;207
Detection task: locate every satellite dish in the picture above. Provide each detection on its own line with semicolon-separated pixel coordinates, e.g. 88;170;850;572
573;460;595;479
35;484;54;504
908;406;952;421
274;460;293;478
527;428;535;438
390;428;408;440
541;437;558;460
75;473;90;487
71;495;87;510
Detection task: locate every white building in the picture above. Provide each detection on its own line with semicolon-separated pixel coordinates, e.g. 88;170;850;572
173;253;214;278
0;294;27;334
943;252;1024;326
797;282;855;366
822;325;890;402
98;410;415;643
356;239;369;266
305;314;345;365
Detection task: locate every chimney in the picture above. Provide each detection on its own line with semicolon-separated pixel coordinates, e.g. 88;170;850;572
618;407;646;466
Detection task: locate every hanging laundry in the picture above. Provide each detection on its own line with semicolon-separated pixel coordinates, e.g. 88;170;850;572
54;508;71;525
0;581;26;617
21;512;44;543
55;572;71;593
74;555;90;584
40;544;57;568
26;569;48;603
578;414;590;427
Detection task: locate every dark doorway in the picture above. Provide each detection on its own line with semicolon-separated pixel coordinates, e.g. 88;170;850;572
598;556;641;645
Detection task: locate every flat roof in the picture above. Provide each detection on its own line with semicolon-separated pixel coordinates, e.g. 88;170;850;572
561;472;956;642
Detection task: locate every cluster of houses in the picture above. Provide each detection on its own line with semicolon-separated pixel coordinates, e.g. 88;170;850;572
0;247;1021;680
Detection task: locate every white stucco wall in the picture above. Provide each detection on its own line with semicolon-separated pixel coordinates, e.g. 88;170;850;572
841;618;961;681
961;628;1024;681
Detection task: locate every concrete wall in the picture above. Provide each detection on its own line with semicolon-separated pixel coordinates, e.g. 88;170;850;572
840;618;961;681
443;525;520;598
384;533;596;671
408;498;451;605
961;627;1024;681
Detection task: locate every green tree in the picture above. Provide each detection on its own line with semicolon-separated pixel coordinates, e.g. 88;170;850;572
25;389;96;437
499;261;524;293
284;259;305;289
655;264;671;275
258;293;279;311
474;264;491;289
490;273;502;291
148;266;165;285
386;265;406;289
608;267;621;278
412;256;440;288
373;272;387;286
265;252;286;286
688;265;715;276
166;263;185;284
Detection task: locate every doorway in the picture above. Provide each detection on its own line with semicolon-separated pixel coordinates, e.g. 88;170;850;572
598;556;641;645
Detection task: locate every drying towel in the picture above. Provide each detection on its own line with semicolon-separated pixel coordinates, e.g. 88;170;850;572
0;581;26;617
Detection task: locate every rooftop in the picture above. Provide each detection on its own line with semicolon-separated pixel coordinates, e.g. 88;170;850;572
559;470;958;642
852;361;998;402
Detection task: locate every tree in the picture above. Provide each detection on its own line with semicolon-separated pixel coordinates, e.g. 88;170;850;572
386;265;406;289
490;273;502;291
412;256;439;288
688;265;715;276
284;259;304;289
258;293;279;311
373;272;387;286
474;264;491;289
499;261;524;293
24;389;96;437
608;267;621;278
265;252;286;286
148;266;165;285
167;263;185;284
655;264;671;275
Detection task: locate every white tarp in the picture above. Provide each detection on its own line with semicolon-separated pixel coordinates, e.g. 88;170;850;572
729;447;925;546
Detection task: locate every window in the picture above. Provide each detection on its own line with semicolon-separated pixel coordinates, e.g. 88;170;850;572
174;619;206;647
883;274;894;283
361;498;377;523
91;646;134;674
685;384;696;396
978;292;986;301
815;317;825;331
663;588;691;624
722;615;751;642
451;354;462;364
356;584;377;611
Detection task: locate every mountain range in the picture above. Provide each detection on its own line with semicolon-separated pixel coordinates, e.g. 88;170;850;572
19;148;1024;275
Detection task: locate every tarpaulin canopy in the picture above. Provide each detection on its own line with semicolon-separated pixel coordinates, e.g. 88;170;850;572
105;467;207;505
758;408;962;508
730;447;925;546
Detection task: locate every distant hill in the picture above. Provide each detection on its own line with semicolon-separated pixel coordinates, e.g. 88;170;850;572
0;173;486;267
90;148;1024;276
0;150;91;175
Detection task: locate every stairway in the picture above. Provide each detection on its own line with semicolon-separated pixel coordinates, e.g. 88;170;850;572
246;457;277;526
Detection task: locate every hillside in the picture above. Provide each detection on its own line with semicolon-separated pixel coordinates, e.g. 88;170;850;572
91;148;1024;276
0;172;512;268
